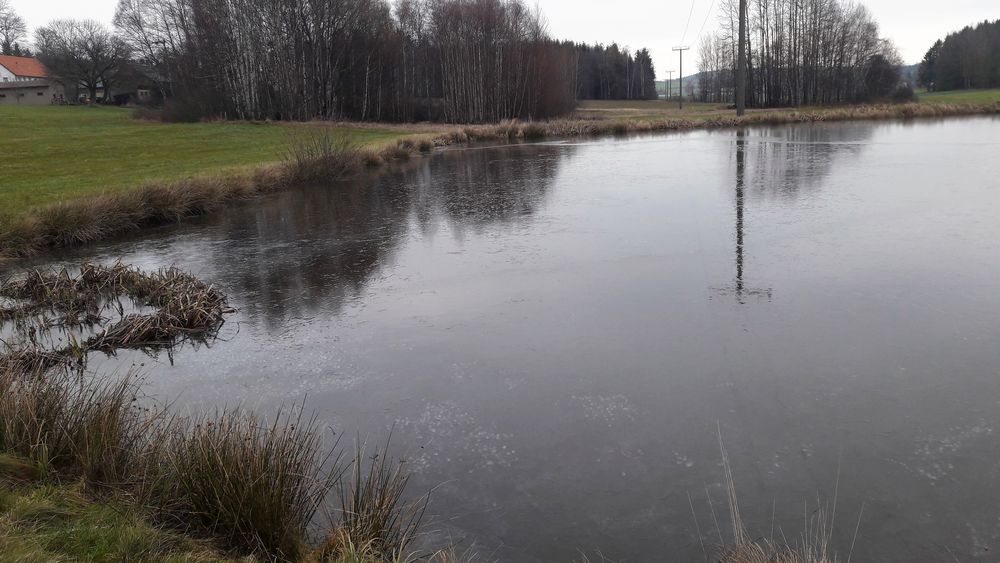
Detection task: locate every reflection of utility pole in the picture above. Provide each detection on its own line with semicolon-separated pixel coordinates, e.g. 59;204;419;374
735;130;746;296
672;46;690;110
715;129;771;304
665;70;675;100
736;0;747;116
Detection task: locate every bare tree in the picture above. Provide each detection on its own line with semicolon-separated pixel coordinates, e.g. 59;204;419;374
0;0;28;55
699;0;900;106
36;19;130;102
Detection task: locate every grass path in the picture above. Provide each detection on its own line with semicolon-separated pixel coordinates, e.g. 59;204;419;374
0;106;411;217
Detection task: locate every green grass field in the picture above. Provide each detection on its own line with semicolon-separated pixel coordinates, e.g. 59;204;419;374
0;106;409;217
917;89;1000;105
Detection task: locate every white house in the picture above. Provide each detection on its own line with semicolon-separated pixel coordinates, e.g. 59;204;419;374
0;55;66;106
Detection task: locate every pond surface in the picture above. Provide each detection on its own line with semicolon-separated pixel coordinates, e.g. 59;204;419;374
29;117;1000;561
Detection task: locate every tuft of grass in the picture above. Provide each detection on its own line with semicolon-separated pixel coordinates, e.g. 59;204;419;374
154;407;337;560
0;369;164;490
520;122;546;141
318;440;426;562
384;142;413;161
494;120;520;140
285;130;361;184
706;430;862;563
0;454;42;482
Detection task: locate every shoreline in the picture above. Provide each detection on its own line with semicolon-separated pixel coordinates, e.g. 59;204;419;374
2;101;997;265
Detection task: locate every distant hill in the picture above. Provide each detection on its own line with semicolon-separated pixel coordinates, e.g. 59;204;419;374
656;73;703;98
658;64;920;98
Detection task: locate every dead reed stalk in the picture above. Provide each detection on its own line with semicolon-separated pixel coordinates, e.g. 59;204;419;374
0;262;233;369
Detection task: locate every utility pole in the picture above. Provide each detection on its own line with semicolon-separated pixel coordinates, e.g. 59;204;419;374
665;70;675;100
736;0;747;116
672;46;689;110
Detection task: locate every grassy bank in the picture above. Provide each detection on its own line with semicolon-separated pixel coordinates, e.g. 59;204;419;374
0;106;414;217
1;99;998;263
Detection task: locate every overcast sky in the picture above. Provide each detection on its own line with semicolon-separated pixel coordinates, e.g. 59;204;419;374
10;0;997;78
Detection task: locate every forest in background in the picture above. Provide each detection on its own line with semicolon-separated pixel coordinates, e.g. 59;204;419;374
108;0;656;122
918;20;1000;92
696;0;903;106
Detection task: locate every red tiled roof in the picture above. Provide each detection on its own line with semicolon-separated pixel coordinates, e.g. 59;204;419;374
0;56;49;79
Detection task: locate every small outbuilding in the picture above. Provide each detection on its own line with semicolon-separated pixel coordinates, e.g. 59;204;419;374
0;55;67;106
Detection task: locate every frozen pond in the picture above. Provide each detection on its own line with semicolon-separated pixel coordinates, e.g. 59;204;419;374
26;116;1000;561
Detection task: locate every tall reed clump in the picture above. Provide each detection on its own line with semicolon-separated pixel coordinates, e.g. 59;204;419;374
0;369;163;490
153;408;336;559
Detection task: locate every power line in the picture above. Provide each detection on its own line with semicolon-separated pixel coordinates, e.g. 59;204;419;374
694;0;718;42
680;0;697;45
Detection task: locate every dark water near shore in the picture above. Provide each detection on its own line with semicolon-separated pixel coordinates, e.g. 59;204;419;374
30;117;1000;561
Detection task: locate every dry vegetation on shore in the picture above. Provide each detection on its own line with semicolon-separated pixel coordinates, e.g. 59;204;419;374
0;262;233;372
0;264;437;561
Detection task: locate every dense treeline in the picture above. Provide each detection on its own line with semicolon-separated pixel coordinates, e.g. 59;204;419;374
114;0;581;122
112;0;662;122
576;44;657;100
918;20;1000;91
697;0;901;106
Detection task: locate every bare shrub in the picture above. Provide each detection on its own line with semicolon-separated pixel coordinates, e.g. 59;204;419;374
521;122;546;141
285;130;361;184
